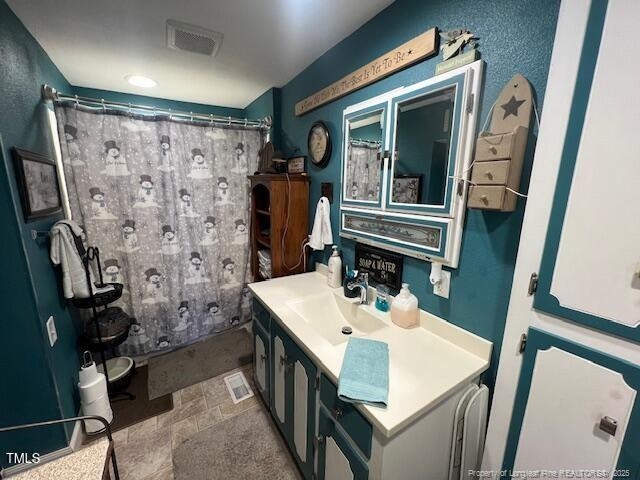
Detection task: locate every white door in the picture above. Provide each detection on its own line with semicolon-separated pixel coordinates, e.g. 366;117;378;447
484;0;640;474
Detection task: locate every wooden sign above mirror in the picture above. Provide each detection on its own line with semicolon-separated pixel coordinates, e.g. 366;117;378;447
295;28;439;116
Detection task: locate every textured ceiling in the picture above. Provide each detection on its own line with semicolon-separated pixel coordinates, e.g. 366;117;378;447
7;0;394;108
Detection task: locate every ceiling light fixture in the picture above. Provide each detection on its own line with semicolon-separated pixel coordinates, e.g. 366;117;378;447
125;75;157;88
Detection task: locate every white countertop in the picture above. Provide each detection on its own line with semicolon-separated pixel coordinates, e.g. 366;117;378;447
249;268;492;438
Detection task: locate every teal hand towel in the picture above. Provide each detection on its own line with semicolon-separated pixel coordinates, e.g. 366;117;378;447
338;337;389;408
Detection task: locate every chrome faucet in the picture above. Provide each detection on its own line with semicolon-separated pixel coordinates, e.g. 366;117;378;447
347;272;369;304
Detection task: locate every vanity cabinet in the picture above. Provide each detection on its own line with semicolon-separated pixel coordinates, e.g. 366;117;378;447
270;319;317;479
317;407;370;480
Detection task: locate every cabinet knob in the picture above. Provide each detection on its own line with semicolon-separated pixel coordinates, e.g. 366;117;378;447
259;354;266;363
489;146;498;154
484;171;493;180
481;195;489;205
599;416;618;436
331;408;343;420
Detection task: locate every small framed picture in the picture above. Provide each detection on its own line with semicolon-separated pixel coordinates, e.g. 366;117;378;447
287;156;306;174
391;174;422;204
13;148;62;221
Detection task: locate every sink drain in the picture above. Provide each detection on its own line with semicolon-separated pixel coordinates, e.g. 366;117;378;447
341;326;353;335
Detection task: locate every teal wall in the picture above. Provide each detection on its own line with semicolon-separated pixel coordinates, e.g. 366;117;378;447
0;0;80;467
279;0;560;389
245;87;282;152
71;86;244;118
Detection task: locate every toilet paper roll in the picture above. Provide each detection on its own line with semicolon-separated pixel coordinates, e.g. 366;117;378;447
82;393;113;434
78;373;108;404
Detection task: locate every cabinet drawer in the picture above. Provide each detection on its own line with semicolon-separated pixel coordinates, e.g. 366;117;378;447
475;132;515;161
467;185;515;211
471;160;510;185
252;298;270;331
320;374;372;459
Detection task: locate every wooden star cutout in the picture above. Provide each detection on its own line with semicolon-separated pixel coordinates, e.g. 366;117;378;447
501;95;526;119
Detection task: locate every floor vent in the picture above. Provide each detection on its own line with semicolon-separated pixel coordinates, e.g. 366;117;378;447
224;371;254;404
167;20;223;57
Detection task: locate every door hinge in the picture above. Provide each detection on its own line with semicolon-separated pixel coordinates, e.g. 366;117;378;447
457;179;465;196
528;272;538;296
466;93;475;114
518;333;527;353
314;376;320;390
312;435;325;450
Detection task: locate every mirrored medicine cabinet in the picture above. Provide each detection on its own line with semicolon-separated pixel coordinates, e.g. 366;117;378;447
340;60;484;267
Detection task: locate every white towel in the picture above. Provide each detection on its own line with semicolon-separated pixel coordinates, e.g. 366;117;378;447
309;197;333;251
49;219;113;299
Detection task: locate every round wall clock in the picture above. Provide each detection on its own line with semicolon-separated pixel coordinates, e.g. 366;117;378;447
307;121;332;168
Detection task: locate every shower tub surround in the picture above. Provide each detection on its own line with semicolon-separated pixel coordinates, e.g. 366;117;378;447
250;264;492;479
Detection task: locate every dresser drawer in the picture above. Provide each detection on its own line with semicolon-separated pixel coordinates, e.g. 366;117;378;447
471;160;511;185
319;374;372;459
467;185;516;211
475;132;515;161
252;298;270;331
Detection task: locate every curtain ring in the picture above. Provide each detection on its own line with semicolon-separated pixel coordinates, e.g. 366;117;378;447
128;103;132;115
74;95;79;109
209;114;213;126
169;108;172;121
228;116;231;126
190;111;194;122
101;99;106;112
244;118;248;127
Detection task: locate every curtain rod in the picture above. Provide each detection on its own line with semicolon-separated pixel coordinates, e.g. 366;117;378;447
42;84;271;131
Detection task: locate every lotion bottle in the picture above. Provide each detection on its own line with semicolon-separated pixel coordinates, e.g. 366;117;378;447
327;246;342;288
390;283;419;328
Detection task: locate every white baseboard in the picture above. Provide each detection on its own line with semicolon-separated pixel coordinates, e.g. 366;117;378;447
69;417;84;452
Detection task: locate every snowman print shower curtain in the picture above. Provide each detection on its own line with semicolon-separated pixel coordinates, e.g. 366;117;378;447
55;106;258;355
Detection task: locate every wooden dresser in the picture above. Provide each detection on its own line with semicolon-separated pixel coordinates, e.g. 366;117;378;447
249;174;310;281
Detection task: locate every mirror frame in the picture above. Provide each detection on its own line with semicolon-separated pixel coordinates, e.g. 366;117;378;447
339;60;483;267
385;72;466;216
341;101;388;209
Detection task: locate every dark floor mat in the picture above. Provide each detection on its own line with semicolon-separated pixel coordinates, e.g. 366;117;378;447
147;327;252;400
85;364;172;441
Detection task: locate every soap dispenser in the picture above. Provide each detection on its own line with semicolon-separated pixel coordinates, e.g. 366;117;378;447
390;283;419;328
327;245;342;288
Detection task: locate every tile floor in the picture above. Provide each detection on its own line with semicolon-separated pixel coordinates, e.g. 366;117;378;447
107;363;260;480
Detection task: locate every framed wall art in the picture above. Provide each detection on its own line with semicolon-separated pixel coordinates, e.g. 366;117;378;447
13;147;62;221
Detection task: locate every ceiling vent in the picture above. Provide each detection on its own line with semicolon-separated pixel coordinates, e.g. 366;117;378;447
166;20;223;57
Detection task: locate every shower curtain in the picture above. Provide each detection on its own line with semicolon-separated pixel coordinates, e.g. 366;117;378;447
345;140;381;201
55;106;260;355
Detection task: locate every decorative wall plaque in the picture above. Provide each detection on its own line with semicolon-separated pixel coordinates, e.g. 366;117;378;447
295;28;439;116
355;243;404;293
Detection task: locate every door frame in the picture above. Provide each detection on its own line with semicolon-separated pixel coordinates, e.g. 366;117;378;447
502;327;640;474
483;0;640;473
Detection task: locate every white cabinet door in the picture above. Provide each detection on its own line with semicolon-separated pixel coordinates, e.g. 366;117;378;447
513;346;635;474
325;437;355;480
293;360;308;463
254;333;267;392
273;335;286;424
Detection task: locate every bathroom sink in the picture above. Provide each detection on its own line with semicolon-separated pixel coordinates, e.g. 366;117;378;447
286;292;387;345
